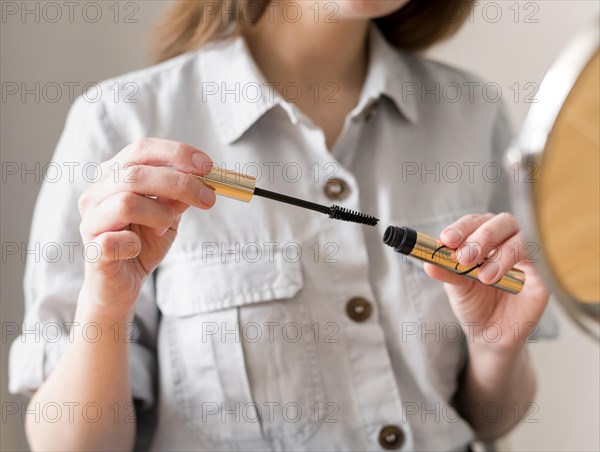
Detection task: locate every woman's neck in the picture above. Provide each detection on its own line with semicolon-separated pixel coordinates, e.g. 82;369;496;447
244;9;369;87
243;5;370;149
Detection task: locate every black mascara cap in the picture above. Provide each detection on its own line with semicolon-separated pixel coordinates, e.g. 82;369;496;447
383;226;417;255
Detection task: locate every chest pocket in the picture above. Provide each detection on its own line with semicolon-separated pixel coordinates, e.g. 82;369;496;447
156;251;325;450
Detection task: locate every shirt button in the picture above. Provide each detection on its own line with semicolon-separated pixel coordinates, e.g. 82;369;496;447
324;178;350;201
378;425;405;450
346;297;372;322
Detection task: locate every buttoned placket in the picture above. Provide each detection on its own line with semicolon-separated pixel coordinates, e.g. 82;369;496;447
198;23;424;448
288;102;410;450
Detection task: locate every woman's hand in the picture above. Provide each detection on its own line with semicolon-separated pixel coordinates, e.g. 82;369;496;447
424;212;550;351
77;138;216;317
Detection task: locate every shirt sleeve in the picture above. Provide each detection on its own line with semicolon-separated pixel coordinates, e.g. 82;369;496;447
8;95;159;412
489;100;559;340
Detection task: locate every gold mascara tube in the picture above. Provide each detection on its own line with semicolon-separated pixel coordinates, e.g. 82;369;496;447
383;226;525;294
196;166;257;202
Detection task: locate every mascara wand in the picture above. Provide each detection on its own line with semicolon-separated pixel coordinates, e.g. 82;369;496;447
196;166;379;226
253;187;378;226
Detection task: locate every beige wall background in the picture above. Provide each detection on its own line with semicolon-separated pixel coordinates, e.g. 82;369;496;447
1;1;599;450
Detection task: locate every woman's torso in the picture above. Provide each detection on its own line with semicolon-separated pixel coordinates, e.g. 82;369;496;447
97;25;511;451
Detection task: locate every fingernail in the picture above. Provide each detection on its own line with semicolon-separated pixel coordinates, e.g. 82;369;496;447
479;261;499;282
443;229;462;246
461;243;481;266
192;152;212;173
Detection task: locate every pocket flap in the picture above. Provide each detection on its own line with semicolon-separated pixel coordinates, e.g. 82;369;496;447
156;254;304;317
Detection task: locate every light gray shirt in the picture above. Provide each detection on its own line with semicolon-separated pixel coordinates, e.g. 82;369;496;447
9;24;557;451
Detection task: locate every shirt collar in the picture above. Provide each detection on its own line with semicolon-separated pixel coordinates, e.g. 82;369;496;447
198;23;419;145
351;23;419;124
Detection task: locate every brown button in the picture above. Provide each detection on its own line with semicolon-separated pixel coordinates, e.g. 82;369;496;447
346;297;372;322
378;425;405;450
324;178;350;201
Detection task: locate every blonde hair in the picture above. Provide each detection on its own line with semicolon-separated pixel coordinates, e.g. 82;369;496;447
153;0;474;63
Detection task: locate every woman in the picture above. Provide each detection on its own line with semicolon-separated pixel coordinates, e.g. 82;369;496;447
10;0;554;450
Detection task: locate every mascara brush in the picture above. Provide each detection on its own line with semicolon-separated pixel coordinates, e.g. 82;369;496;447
196;166;378;226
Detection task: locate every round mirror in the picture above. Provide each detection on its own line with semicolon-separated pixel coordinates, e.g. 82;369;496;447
508;19;600;339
